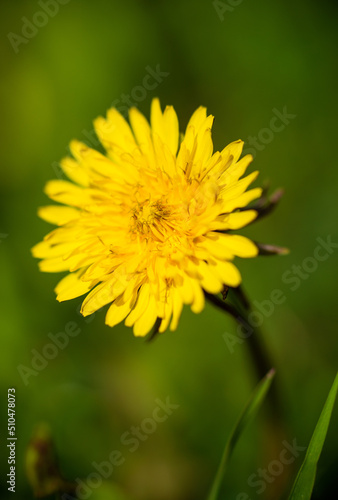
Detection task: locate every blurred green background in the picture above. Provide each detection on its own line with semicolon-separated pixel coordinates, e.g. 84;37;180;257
1;0;338;498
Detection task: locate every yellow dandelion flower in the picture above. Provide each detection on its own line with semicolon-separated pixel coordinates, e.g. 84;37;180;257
32;99;263;336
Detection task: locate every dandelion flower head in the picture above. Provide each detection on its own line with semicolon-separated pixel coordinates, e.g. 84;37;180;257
32;99;262;336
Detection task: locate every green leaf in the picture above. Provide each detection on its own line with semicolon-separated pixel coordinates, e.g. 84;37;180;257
206;368;276;500
288;372;338;500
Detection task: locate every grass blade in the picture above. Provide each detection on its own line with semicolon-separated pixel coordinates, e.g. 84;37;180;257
288;372;338;500
207;368;276;500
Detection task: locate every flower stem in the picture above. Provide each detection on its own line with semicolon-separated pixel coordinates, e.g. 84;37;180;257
205;288;282;418
206;288;294;496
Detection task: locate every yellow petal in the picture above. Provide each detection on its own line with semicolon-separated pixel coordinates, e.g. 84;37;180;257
38;253;84;273
212;260;242;287
220;140;244;165
125;283;151;327
133;294;158;336
69;140;136;183
186;106;208;134
55;271;95;301
178;276;194;304
211;210;258;231
32;240;78;259
177;112;214;178
221;171;259;198
44;180;99;207
163;105;179;156
197;261;223;294
222;210;258;230
129;107;154;161
159;301;173;333
221;187;262;212
219;154;253;184
94;109;137;160
193;127;214;171
150;98;164;135
217;234;258;258
190;279;205;314
105;294;134;328
170;288;183;331
80;280;115;316
151;99;179;157
197;235;234;260
152;133;177;176
60;157;90;186
38;206;80;225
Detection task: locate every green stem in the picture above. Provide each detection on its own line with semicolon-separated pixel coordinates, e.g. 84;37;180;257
205;288;282;418
206;287;293;498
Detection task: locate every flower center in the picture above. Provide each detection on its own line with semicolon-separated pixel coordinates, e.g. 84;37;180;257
130;199;172;239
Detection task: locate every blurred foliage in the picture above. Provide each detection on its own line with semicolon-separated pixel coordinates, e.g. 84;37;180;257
1;0;338;499
288;373;338;500
207;370;275;500
25;423;76;497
